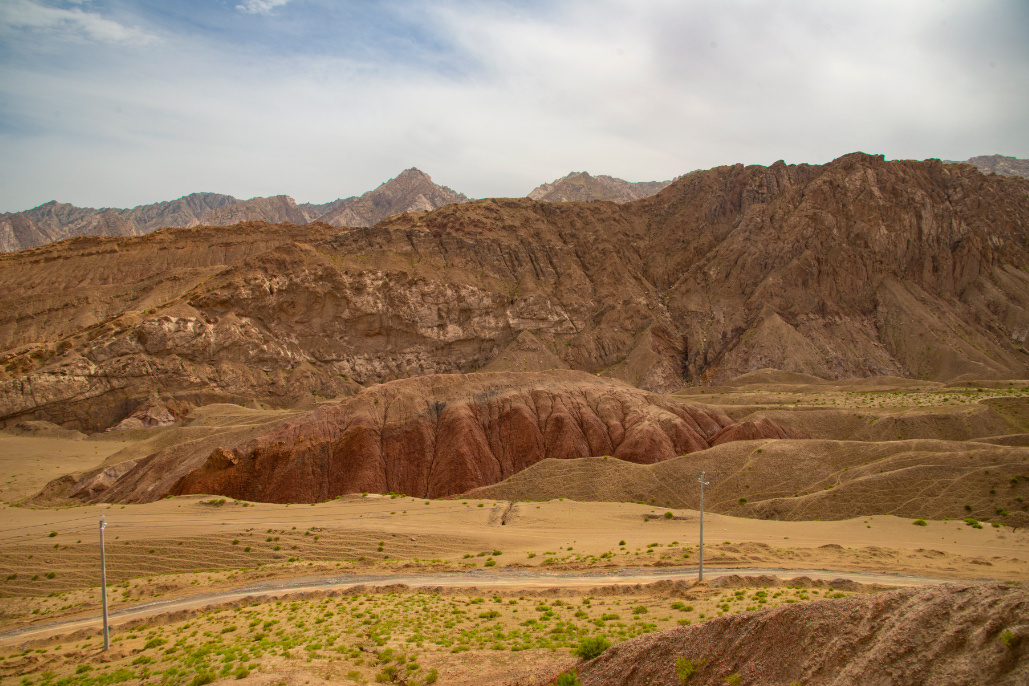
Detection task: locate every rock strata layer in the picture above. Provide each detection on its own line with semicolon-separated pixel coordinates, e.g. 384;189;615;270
66;372;803;503
3;153;1029;431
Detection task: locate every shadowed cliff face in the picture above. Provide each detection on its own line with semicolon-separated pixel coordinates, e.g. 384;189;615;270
2;153;1029;432
80;372;802;504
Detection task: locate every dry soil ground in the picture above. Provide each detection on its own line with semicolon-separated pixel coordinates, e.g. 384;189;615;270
2;378;1028;685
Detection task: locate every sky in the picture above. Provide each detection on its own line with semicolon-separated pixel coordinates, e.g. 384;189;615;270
0;0;1026;212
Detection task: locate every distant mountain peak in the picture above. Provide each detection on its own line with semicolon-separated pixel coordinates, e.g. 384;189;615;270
314;168;469;227
945;154;1029;179
528;172;672;203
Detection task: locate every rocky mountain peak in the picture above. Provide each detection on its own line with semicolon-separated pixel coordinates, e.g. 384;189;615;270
528;171;672;203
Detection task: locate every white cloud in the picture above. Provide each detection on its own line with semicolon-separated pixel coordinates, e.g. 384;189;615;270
235;0;292;15
0;0;1026;211
0;0;158;45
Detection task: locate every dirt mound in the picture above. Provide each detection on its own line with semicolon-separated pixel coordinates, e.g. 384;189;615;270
466;438;1029;521
65;371;799;504
574;582;1028;686
0;420;84;440
30;404;302;506
974;434;1029;447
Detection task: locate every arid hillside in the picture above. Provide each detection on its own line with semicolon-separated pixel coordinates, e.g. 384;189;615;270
37;371;800;504
2;153;1029;434
573;581;1028;686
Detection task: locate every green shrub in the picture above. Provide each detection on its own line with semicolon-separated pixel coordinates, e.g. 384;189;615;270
573;635;611;660
724;675;742;686
665;511;674;519
913;518;927;526
675;657;705;684
1000;629;1015;647
555;669;581;686
190;672;215;686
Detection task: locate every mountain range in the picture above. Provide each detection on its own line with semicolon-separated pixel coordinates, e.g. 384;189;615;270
2;155;1024;254
2;151;1029;434
0;167;671;253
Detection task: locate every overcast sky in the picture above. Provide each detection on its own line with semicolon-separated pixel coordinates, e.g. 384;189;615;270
0;0;1026;212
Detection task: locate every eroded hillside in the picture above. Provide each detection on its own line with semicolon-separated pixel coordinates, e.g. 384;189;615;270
2;153;1029;433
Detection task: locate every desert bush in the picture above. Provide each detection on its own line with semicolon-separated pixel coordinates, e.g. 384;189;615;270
555;669;581;686
675;657;705;684
573;635;611;660
190;672;215;686
913;518;927;526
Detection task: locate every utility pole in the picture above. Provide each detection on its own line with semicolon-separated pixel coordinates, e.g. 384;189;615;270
99;515;109;651
697;472;709;582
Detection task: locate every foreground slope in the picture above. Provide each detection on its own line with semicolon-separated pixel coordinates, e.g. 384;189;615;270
575;582;1028;686
3;153;1029;431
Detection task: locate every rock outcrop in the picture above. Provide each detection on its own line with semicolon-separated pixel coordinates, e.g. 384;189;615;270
70;371;802;504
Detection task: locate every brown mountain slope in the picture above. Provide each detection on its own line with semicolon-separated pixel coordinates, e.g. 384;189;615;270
56;371;800;504
314;168;468;227
574;582;1028;686
528;171;671;203
2;153;1029;431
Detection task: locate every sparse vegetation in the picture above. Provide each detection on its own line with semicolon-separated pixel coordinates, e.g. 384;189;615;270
574;635;612;660
675;657;706;684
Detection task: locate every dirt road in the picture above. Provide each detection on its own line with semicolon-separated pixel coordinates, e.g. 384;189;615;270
0;564;979;645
